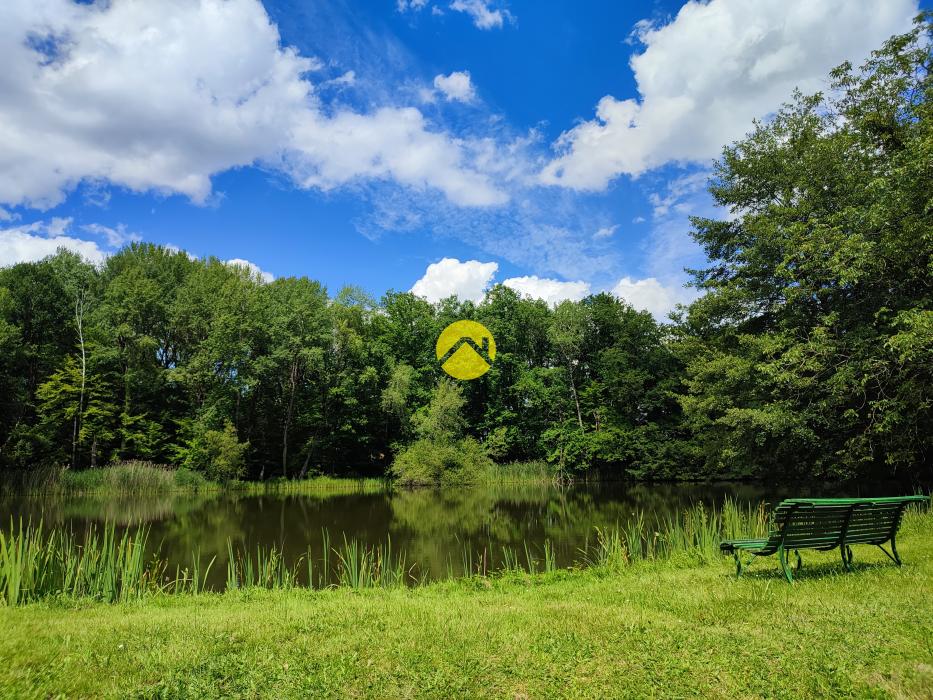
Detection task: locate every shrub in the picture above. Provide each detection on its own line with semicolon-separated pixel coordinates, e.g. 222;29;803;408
391;436;493;487
185;421;248;483
173;466;210;490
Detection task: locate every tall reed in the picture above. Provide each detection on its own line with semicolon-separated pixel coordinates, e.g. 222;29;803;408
334;534;413;589
0;519;158;605
225;540;300;590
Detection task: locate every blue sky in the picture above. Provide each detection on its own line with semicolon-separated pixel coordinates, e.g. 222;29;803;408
0;0;924;317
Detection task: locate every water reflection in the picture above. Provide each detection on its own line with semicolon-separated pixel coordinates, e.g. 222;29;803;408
0;480;911;588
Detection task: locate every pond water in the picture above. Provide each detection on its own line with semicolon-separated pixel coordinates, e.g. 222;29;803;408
0;480;913;589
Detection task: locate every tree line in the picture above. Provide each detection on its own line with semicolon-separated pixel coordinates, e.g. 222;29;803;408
0;18;930;483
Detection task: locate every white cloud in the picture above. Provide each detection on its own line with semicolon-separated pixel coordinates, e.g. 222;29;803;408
326;70;356;88
449;0;513;30
411;257;498;302
0;219;108;266
397;0;429;11
287;107;506;207
81;223;141;248
502;276;590;306
433;71;476;103
0;0;505;210
632;216;645;224
612;276;693;320
541;0;917;190
226;258;274;283
0;207;17;222
594;225;618;239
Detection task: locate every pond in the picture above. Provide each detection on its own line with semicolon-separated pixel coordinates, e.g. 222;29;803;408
0;480;913;589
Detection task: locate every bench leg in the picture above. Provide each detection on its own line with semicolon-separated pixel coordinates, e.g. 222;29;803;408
733;551;756;577
778;545;793;583
877;535;901;566
840;544;854;572
794;549;803;572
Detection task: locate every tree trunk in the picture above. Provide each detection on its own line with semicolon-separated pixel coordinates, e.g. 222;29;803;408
298;448;312;480
120;339;130;457
71;291;87;470
281;359;299;479
568;369;584;430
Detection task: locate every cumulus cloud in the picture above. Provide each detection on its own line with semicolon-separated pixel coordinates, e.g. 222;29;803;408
612;276;694;321
502;276;590;306
449;0;513;30
541;0;917;190
0;0;505;210
226;258;274;283
433;71;476;103
0;219;109;266
407;255;695;318
411;257;498;302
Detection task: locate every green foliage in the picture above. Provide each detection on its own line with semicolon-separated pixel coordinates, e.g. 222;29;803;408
679;16;933;480
184;421;248;483
0;19;930;484
390;436;493;487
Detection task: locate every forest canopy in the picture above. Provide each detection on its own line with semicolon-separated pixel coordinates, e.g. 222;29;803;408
0;17;930;484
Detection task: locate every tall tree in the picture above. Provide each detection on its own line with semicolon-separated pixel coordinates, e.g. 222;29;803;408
680;15;932;480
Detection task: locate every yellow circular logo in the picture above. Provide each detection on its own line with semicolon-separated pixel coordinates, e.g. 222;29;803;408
436;320;496;380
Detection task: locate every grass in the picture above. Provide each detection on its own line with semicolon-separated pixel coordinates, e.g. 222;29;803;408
3;459;567;497
481;459;559;485
232;475;388;497
7;462;389;497
0;506;930;697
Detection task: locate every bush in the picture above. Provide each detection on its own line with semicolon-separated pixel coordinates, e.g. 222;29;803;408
172;466;210;490
185;421;248;483
391;437;493;487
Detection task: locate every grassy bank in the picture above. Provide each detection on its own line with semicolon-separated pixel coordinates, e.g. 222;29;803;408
4;462;389;496
0;507;930;698
4;461;561;496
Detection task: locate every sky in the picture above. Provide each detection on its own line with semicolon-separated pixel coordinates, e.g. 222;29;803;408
0;0;924;318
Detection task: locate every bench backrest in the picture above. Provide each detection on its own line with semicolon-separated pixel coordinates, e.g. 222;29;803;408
769;496;926;549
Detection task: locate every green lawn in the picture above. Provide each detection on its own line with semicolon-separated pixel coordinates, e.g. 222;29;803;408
1;522;931;699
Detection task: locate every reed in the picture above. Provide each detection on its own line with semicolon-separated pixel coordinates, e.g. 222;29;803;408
233;477;388;497
333;534;412;589
167;549;216;595
56;462;180;495
0;519;158;605
580;526;628;570
225;540;300;590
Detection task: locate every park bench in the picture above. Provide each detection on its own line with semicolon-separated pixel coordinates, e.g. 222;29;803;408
720;496;928;582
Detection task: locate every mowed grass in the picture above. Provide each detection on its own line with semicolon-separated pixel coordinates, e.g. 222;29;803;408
1;515;931;699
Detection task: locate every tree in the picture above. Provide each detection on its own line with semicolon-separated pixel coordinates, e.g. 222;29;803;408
549;300;589;430
680;15;932;480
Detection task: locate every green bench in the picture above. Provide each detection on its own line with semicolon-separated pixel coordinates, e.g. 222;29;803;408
720;496;928;582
